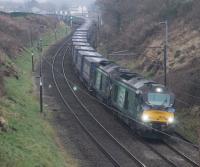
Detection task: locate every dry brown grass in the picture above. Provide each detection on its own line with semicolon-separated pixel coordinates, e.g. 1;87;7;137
0;14;57;58
0;13;59;97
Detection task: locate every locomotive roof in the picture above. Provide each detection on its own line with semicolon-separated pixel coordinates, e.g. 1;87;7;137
74;46;94;51
115;72;172;93
72;38;88;42
78;51;102;57
96;61;151;90
98;63;120;74
97;63;171;94
72;42;90;46
115;71;154;89
84;57;108;63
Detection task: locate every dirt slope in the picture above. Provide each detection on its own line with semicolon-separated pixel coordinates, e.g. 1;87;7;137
0;13;57;96
96;0;200;141
132;20;200;109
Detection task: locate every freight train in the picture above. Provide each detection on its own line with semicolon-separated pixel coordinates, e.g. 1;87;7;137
70;19;176;138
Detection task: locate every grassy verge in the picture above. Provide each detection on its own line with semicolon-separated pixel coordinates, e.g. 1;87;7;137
176;109;200;143
0;21;70;167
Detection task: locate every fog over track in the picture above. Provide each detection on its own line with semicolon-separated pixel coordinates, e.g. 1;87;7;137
2;0;95;6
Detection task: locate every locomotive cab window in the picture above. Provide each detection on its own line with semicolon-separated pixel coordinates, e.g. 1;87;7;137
147;93;170;107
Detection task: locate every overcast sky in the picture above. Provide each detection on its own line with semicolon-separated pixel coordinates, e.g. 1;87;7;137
0;0;95;6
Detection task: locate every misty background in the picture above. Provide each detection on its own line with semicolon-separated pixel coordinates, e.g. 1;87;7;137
0;0;95;5
0;0;96;13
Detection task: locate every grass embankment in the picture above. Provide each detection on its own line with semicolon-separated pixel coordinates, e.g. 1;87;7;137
0;22;69;167
176;110;200;143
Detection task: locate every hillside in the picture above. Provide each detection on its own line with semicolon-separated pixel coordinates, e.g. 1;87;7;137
0;13;57;96
96;0;200;142
0;13;69;167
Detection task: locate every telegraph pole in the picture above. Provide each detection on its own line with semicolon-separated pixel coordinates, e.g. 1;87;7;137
164;20;168;87
39;38;43;76
54;29;57;41
70;16;73;28
98;15;100;31
30;27;33;47
198;127;200;167
160;20;168;86
54;23;57;41
31;52;34;72
39;76;43;113
39;38;43;113
94;23;98;49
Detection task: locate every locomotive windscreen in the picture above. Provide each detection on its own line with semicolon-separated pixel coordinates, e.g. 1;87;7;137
147;93;171;107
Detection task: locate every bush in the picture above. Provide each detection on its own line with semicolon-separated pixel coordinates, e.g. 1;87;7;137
10;12;34;17
160;0;193;20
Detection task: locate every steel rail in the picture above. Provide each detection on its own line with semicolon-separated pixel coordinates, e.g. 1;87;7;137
162;140;199;167
51;42;121;167
62;46;199;167
62;47;146;167
130;134;178;167
137;136;197;167
45;27;199;167
46;45;179;167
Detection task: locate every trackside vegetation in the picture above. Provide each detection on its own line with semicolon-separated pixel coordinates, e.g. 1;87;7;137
0;22;69;167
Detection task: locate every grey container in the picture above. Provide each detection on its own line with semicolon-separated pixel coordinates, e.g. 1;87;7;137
73;46;95;64
76;51;103;74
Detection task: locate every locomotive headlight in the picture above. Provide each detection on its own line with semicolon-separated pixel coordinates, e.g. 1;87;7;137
168;117;174;123
155;87;163;93
142;114;149;122
73;86;78;91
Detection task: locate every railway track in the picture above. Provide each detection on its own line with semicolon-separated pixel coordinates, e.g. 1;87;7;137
46;35;199;167
63;41;200;166
51;41;146;167
162;140;199;167
134;135;199;167
61;42;199;167
148;141;198;167
173;131;199;150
